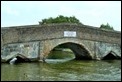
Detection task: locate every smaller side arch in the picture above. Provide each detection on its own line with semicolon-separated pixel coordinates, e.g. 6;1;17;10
102;50;121;60
6;53;31;63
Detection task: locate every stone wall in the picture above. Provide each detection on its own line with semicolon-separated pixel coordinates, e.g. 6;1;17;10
95;42;121;59
1;23;121;46
1;41;40;62
1;23;121;62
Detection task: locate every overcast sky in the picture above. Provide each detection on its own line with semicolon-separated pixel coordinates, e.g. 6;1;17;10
1;1;121;31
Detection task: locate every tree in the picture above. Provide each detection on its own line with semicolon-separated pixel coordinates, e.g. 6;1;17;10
39;15;82;25
100;23;114;31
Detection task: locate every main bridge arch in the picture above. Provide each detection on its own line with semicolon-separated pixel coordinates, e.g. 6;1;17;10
41;38;94;60
48;42;92;60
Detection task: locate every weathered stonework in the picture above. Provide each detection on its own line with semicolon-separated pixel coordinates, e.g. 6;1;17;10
95;42;121;59
39;38;121;60
1;41;40;62
1;23;121;62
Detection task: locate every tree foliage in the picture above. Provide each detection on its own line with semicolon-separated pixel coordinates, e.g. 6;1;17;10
39;15;82;24
100;23;114;31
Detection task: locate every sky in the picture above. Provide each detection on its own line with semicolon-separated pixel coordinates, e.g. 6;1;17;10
1;1;121;31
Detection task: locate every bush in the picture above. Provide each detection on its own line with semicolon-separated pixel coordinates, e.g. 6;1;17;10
39;15;82;24
100;23;114;31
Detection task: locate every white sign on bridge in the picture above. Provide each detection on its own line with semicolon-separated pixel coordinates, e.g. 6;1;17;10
64;31;76;37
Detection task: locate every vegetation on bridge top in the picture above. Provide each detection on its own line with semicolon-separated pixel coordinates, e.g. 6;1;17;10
39;15;83;25
39;15;114;31
100;23;114;31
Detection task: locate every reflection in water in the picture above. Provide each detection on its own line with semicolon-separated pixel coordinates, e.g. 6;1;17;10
1;60;121;81
1;51;121;81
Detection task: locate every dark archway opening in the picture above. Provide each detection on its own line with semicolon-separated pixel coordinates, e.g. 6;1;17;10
102;52;121;60
15;56;30;63
46;42;92;61
7;55;31;64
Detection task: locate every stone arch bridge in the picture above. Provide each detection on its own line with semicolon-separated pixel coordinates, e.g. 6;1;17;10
1;23;121;62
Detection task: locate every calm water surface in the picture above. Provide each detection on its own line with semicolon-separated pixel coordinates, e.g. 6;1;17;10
1;59;121;81
1;51;121;81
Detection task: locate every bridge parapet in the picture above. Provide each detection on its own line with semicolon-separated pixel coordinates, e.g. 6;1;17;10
1;23;121;46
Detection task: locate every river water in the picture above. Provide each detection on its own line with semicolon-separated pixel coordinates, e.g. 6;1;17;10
1;51;121;81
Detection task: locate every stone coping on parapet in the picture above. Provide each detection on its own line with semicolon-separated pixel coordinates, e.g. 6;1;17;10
1;23;121;34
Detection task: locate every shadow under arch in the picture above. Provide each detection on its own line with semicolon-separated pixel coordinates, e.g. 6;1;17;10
102;51;121;60
46;42;93;60
7;54;31;64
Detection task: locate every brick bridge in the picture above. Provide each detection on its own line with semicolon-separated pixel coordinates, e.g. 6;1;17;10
1;23;121;62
